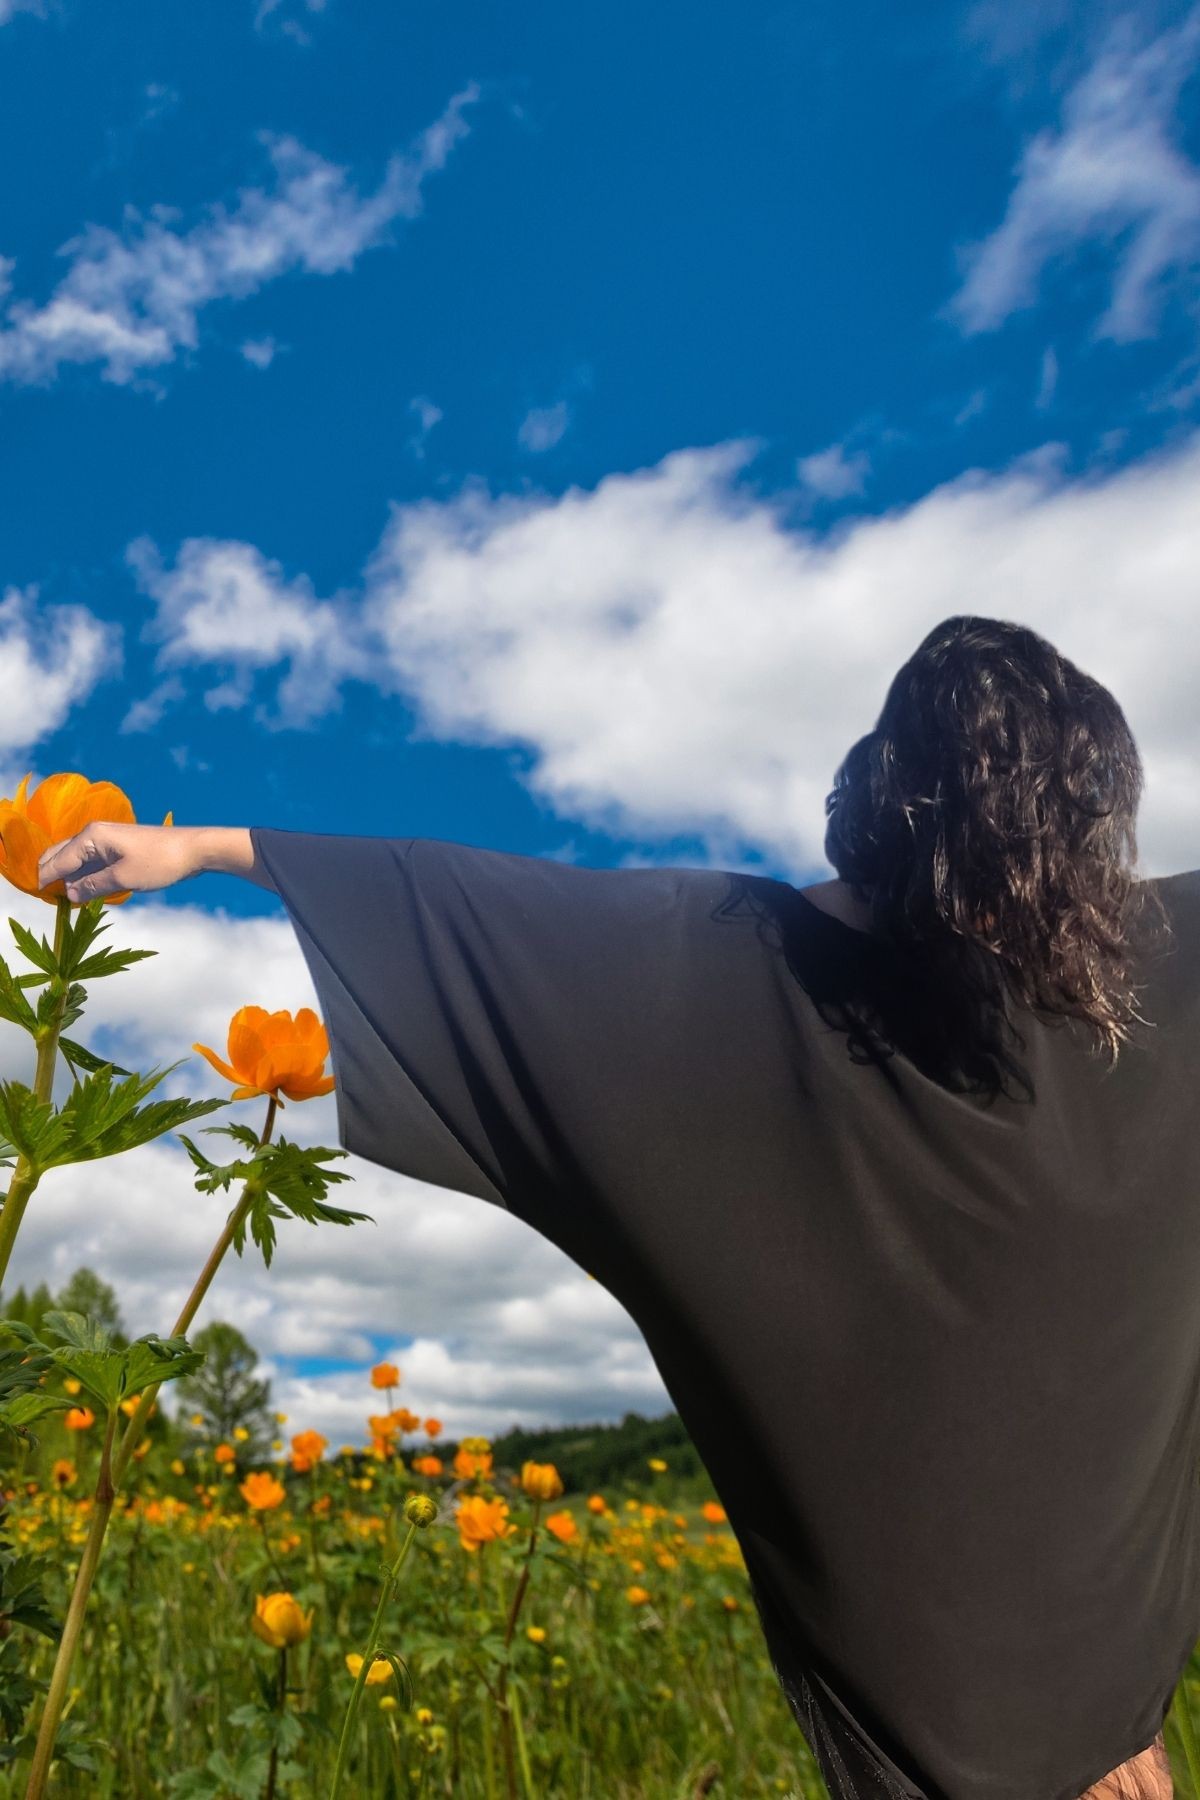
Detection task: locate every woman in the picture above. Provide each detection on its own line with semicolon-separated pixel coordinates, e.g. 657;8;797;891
37;617;1194;1800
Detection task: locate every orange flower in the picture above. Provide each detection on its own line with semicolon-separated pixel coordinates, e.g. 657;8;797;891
423;1418;442;1438
453;1445;493;1481
345;1652;394;1686
520;1461;564;1502
455;1494;517;1552
721;1595;740;1612
64;1407;95;1432
213;1443;237;1466
290;1429;328;1473
240;1471;286;1511
626;1585;651;1606
544;1510;578;1544
0;771;172;906
390;1407;420;1433
412;1455;443;1477
192;1006;336;1106
250;1592;313;1649
367;1414;397;1440
51;1459;76;1490
701;1501;727;1524
370;1363;400;1390
586;1494;607;1515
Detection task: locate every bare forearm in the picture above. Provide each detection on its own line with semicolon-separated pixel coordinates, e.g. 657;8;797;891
189;827;276;892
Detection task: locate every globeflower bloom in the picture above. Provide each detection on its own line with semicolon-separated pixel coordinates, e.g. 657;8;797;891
51;1460;76;1490
193;1005;336;1107
213;1443;236;1467
701;1500;727;1524
544;1510;579;1544
370;1363;400;1390
412;1455;442;1477
240;1472;286;1511
0;771;172;906
520;1461;564;1501
626;1585;651;1606
251;1592;313;1649
290;1429;328;1473
346;1652;393;1686
424;1418;442;1438
64;1408;95;1432
586;1494;607;1515
453;1444;493;1481
455;1494;517;1552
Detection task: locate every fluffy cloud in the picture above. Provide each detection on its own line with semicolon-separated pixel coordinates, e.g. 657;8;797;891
518;402;571;453
0;583;122;753
0;85;478;387
128;431;1200;879
125;535;374;728
795;440;871;500
0;879;670;1441
949;10;1200;339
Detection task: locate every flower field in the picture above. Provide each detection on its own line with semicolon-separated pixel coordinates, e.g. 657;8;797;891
0;1376;828;1798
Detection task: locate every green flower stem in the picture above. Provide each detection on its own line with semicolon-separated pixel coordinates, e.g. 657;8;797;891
264;1645;287;1800
24;1404;119;1800
494;1498;542;1800
328;1520;419;1800
0;898;70;1293
27;1094;279;1790
111;1096;278;1489
1171;1674;1200;1797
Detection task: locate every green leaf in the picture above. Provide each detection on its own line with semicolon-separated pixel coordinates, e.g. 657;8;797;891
0;1082;53;1164
36;1312;205;1412
34;1063;229;1170
55;1037;134;1079
69;946;158;982
0;953;36;1033
6;917;55;978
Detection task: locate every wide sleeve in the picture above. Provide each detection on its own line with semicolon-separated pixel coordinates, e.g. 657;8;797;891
247;826;728;1269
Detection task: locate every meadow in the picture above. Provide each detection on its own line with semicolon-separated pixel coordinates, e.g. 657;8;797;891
0;1373;832;1798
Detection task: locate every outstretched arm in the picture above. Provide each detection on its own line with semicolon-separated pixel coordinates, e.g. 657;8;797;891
37;822;275;900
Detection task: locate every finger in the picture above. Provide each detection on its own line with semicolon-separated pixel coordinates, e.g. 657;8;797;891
38;835;103;889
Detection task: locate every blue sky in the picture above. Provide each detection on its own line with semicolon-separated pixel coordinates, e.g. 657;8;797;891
2;0;1199;1436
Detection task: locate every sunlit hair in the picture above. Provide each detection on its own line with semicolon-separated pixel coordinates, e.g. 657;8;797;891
822;615;1172;1088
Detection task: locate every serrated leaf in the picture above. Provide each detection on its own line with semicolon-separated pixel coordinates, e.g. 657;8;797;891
7;917;55;977
56;1036;134;1079
71;946;158;981
0;1081;54;1162
0;953;36;1033
37;1313;204;1410
35;1062;229;1170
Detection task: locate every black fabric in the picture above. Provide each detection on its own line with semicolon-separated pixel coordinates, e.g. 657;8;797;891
248;825;1200;1800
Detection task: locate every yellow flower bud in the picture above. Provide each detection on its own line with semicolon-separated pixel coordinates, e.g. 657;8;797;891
250;1592;312;1649
403;1493;438;1528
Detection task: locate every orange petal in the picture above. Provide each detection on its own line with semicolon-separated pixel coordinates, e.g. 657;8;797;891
191;1042;244;1086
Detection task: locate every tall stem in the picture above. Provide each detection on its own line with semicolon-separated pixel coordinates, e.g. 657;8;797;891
25;1094;278;1789
112;1096;278;1489
328;1522;419;1800
23;1405;118;1800
0;899;70;1293
264;1645;287;1800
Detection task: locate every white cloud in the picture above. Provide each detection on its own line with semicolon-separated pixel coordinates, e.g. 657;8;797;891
126;535;374;728
406;392;443;458
949;10;1200;340
795;440;870;499
517;401;570;452
129;432;1200;880
239;335;281;369
0;0;46;21
0;880;670;1441
0;583;122;752
0;85;478;387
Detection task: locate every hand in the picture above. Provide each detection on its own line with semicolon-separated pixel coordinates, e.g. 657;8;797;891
37;823;200;902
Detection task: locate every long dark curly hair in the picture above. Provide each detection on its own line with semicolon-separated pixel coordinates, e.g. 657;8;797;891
821;615;1172;1092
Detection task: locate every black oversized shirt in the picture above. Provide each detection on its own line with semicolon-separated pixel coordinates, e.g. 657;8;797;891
248;825;1200;1800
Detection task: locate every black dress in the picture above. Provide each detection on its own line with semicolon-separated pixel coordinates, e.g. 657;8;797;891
248;825;1200;1800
